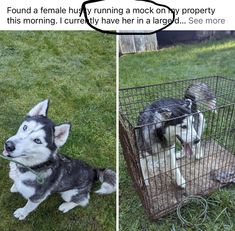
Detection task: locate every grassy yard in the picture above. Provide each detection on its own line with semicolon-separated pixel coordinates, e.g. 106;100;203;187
0;32;116;231
120;38;235;230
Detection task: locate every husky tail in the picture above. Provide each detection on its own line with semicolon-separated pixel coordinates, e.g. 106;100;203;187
184;82;216;112
94;168;116;194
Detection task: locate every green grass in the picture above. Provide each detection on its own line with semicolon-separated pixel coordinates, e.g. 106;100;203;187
0;32;115;230
120;38;235;230
120;38;235;87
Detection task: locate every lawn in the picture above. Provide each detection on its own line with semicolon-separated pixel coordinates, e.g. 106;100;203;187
119;38;235;231
0;32;116;231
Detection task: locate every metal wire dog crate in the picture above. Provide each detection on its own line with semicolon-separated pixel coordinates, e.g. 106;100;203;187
119;76;235;220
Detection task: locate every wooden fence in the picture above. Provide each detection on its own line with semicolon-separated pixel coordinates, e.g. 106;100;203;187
119;31;235;54
119;33;158;54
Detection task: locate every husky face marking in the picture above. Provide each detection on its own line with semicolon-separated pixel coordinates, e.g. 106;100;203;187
4;100;69;167
3;99;116;220
138;98;199;152
166;115;199;144
5;121;51;163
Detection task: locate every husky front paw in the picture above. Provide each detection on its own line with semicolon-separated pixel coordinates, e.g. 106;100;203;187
195;147;204;160
10;184;18;193
144;179;150;186
177;177;186;189
194;143;204;160
195;151;203;160
13;208;27;220
58;202;78;213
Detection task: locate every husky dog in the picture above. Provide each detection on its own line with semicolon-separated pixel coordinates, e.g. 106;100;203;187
137;83;216;188
137;98;199;188
3;100;116;220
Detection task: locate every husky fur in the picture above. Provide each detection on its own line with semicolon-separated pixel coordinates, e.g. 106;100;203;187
3;100;116;220
137;82;216;188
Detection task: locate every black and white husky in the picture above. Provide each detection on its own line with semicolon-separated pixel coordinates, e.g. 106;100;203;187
137;83;216;188
3;100;116;220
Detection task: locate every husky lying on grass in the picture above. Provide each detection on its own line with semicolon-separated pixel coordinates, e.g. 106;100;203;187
3;100;116;220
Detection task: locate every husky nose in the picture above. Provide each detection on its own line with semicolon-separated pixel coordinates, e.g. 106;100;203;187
5;141;15;152
193;138;200;145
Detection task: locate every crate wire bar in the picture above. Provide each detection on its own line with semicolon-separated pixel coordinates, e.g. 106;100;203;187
119;76;235;220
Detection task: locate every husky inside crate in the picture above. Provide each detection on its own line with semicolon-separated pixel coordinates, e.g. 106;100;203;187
136;83;216;188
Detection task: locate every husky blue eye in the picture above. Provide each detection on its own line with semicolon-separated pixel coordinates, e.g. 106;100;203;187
23;125;27;131
34;138;42;144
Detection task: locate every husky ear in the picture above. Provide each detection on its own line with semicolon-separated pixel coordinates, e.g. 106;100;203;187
183;99;192;110
54;123;71;148
27;99;49;117
160;108;172;119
